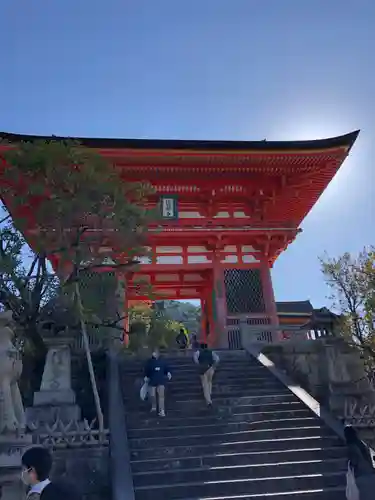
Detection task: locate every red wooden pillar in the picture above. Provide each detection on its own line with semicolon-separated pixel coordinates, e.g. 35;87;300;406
204;289;213;346
211;257;228;348
200;297;207;341
260;259;279;340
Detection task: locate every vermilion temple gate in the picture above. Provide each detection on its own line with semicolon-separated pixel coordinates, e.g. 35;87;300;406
0;131;358;348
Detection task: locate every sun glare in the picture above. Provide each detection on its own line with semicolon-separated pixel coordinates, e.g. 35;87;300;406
254;115;363;224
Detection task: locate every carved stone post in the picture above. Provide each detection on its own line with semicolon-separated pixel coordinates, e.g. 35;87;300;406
26;335;81;426
0;310;32;499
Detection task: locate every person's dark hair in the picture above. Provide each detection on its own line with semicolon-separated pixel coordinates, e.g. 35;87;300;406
200;342;208;349
22;447;52;481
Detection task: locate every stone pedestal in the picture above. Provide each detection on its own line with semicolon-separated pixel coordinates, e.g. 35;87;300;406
26;337;81;427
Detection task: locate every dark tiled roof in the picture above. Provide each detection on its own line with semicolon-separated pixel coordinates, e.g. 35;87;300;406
0;131;359;153
276;301;314;315
312;307;340;321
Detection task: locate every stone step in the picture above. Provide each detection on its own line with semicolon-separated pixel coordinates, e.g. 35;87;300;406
121;366;266;382
123;351;347;500
165;487;346;500
123;388;289;407
121;363;264;375
171;371;275;385
122;372;269;382
122;374;274;386
166;349;248;357
124;392;295;412
121;360;265;373
129;425;335;451
126;407;312;430
123;376;275;389
122;379;283;395
121;357;254;367
123;377;283;390
125;399;306;420
130;435;342;462
130;445;347;473
121;366;272;380
121;349;248;359
133;471;345;500
133;457;346;487
127;416;321;439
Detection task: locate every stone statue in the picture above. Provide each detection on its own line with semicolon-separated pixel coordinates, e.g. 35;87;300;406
0;310;25;434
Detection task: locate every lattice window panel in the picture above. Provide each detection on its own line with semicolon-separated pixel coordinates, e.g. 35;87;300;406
224;269;265;314
246;317;270;326
228;328;242;349
226;317;240;326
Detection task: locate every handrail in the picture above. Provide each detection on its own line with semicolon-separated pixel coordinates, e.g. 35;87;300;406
108;350;135;500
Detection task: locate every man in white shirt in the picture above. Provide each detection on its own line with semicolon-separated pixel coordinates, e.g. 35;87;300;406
21;446;80;499
193;343;219;406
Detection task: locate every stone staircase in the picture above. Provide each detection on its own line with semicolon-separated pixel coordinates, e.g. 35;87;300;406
120;350;347;499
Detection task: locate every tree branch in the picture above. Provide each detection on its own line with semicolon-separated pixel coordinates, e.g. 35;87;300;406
0;213;11;225
80;260;140;272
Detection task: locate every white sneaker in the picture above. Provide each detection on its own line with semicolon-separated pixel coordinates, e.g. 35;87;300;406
151;407;157;413
158;410;166;417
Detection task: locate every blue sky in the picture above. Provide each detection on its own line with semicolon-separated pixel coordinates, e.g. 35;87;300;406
1;0;374;308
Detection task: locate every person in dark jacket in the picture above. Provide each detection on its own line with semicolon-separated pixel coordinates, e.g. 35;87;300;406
144;348;172;417
193;343;220;406
345;425;375;499
176;327;188;349
21;446;80;499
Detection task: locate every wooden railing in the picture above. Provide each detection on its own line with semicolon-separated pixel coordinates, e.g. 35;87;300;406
71;328;108;352
226;315;334;349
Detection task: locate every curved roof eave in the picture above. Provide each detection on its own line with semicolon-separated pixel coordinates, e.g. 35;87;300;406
0;130;360;154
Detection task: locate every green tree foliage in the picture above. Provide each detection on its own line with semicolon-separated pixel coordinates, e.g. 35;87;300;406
0;213;59;352
148;317;181;349
0;139;155;434
320;247;375;357
1;139;152;272
128;302;181;351
128;302;152;351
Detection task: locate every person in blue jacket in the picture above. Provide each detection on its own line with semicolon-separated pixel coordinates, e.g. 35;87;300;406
144;348;172;417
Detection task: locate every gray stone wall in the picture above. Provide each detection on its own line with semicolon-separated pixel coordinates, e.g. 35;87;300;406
52;447;110;500
262;338;375;446
262;340;330;403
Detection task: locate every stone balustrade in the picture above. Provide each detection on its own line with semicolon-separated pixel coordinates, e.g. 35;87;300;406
262;337;375;447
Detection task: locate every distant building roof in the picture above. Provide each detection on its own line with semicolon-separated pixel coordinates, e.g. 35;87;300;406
276;301;314;315
312;307;341;321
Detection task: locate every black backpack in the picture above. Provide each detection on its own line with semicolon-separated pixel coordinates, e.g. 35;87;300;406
176;332;187;347
199;349;213;367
